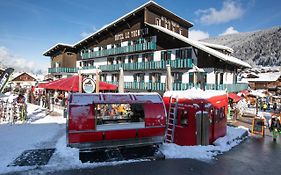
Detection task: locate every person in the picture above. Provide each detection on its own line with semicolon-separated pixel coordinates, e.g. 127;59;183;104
17;94;27;121
269;115;281;141
273;102;277;111
263;103;267;112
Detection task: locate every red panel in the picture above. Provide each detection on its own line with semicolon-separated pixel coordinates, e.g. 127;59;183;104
144;103;166;127
68;132;103;143
104;130;136;140
174;126;196;146
68;105;95;131
138;127;165;138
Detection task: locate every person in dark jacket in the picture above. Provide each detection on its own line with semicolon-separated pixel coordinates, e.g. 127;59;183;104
269;115;281;141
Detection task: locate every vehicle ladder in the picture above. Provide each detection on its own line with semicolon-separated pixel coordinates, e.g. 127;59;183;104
165;96;178;143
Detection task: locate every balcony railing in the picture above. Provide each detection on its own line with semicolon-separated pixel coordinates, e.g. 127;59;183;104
48;67;78;74
106;81;248;93
99;58;192;72
81;41;157;59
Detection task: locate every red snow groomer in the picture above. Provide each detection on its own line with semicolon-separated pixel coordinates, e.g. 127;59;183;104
66;93;166;161
163;89;228;146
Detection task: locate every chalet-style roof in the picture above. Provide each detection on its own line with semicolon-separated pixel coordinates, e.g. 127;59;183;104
11;72;37;82
198;41;234;54
73;1;193;48
145;23;251;68
43;43;75;57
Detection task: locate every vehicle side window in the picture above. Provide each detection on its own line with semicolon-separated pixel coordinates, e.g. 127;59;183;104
180;109;188;127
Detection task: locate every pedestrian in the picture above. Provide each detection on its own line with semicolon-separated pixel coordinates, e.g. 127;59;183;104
273;102;277;111
263;103;267;112
269;115;281;141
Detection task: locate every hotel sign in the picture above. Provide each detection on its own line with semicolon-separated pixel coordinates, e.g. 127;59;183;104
115;28;149;41
82;78;96;93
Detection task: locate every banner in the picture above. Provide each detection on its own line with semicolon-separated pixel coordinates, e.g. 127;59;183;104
0;68;14;93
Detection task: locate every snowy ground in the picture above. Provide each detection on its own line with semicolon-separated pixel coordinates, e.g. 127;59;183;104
0;103;248;174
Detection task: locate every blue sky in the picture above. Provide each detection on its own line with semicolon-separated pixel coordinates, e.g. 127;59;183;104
0;0;280;73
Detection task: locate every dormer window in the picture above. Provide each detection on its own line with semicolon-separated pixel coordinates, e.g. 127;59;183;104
155;18;161;26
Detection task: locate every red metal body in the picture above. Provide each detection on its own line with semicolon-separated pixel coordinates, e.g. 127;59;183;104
67;93;166;150
163;91;228;146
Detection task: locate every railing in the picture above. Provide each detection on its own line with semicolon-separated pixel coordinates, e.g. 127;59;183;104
81;41;157;59
107;81;248;93
48;67;78;74
99;58;192;71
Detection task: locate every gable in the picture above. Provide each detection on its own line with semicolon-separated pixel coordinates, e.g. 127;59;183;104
12;73;37;82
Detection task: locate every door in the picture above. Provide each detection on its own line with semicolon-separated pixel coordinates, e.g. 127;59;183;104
196;111;209;145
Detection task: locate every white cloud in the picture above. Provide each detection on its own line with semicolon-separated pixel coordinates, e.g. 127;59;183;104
80;25;98;38
0;46;43;73
189;30;210;40
196;0;244;25
220;26;239;36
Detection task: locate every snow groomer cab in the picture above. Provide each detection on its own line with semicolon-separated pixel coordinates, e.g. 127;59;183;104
66;93;167;151
163;89;228;146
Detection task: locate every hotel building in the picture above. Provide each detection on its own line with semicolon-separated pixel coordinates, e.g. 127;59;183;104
43;1;251;93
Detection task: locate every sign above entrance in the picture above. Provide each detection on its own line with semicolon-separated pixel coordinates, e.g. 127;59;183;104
82;78;96;93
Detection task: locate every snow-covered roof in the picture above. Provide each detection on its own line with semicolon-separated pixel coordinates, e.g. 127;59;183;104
163;88;226;99
73;1;193;47
43;43;74;56
242;72;281;82
146;23;251;68
198;41;234;54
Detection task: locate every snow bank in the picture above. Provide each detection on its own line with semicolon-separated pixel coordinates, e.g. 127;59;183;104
164;88;226;99
43;135;145;173
160;126;248;161
0;123;64;174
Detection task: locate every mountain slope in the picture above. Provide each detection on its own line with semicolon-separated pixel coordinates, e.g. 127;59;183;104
202;26;281;67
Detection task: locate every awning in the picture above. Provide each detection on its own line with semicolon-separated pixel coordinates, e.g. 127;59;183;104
228;93;242;103
38;75;117;92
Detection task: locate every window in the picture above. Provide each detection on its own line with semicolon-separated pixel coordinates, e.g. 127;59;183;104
161;51;171;61
116;56;125;64
176;49;192;59
149;73;161;83
155;18;161;26
133;73;145;82
95;103;145;130
142;53;153;62
111;73;119;82
189;72;194;84
172;72;183;83
108;57;114;65
100;74;107;82
220;73;224;84
128;55;138;63
179;110;188;127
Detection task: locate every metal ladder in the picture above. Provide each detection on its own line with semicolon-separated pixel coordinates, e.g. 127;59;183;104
165;96;178;143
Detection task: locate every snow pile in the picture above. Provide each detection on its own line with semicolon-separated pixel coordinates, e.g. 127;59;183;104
160;126;248;160
43;135;143;173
